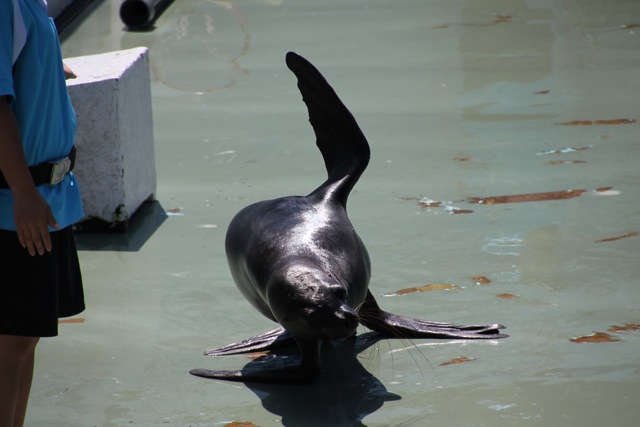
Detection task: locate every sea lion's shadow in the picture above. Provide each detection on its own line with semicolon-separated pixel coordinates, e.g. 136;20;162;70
239;332;400;427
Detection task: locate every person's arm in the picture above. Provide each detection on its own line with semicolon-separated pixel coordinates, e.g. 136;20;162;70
0;96;59;256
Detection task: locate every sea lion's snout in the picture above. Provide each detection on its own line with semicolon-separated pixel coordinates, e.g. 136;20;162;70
281;302;358;341
322;305;358;338
306;303;358;339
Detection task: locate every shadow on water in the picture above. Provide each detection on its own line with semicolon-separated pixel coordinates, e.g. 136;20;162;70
75;200;167;252
226;333;401;427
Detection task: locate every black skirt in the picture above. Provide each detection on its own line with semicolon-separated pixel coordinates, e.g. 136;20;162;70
0;226;85;337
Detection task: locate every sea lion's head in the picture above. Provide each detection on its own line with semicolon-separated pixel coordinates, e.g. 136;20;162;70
267;265;358;341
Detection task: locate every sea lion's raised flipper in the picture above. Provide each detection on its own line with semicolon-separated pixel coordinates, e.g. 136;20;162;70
285;51;370;205
359;291;508;339
202;327;295;357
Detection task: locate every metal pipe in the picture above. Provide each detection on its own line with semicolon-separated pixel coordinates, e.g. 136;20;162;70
119;0;164;28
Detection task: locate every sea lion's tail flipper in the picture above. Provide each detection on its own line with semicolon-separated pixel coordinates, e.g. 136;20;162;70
286;52;370;206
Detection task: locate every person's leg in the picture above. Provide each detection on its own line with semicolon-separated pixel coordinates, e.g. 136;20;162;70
0;335;39;427
0;227;83;426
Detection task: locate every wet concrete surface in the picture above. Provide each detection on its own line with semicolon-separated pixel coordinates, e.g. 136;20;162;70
28;0;640;425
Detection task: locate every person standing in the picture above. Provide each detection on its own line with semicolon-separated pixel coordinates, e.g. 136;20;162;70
0;0;85;425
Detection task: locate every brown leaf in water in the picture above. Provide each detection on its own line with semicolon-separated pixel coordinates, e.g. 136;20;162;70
557;119;636;125
538;146;592;155
596;232;638;243
608;323;640;333
621;23;640;29
546;160;586;165
534;90;550;94
243;352;269;360
466;189;586;205
433;14;516;30
384;284;459;296
570;332;621;343
497;293;518;299
418;200;442;208
224;422;260;427
453;156;472;161
558;120;593;125
451;209;474;214
440;356;475;366
59;317;85;324
493;14;512;24
471;276;491;285
167;207;182;213
594;119;635;124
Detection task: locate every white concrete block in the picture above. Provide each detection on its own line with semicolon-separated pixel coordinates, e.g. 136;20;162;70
65;47;156;231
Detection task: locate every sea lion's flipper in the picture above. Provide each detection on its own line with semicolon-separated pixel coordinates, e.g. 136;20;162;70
202;327;295;357
285;52;370;206
190;338;321;383
359;291;508;339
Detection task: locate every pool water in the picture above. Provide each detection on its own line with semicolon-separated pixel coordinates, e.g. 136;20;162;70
30;0;640;425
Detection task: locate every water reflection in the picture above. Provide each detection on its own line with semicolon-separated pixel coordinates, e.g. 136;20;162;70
122;0;250;94
215;334;401;427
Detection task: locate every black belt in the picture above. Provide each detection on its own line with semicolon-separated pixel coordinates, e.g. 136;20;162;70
0;146;76;189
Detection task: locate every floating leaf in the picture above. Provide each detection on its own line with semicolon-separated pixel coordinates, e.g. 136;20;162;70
621;23;640;29
440;356;475;366
418;199;443;208
471;276;491;285
453;156;472;162
492;14;512;24
224;422;260;427
593;187;620;196
244;352;269;360
418;198;473;214
557;119;636;125
449;208;474;215
590;119;634;125
537;146;592;155
432;14;516;30
59;317;85;324
534;90;550;94
383;284;459;296
466;189;586;205
570;332;621;343
496;293;518;299
166;207;185;216
608;323;640;333
546;160;587;165
596;232;638;243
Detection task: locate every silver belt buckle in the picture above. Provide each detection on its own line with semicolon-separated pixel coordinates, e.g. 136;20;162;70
49;156;72;185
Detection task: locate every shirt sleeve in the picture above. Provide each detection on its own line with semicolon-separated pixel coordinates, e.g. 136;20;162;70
0;0;16;101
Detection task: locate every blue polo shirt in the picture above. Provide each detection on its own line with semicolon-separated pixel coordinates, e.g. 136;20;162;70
0;0;83;231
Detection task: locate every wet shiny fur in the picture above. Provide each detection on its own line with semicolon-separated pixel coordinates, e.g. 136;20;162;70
190;52;506;382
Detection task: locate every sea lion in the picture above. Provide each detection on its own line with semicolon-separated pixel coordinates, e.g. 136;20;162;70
190;52;506;383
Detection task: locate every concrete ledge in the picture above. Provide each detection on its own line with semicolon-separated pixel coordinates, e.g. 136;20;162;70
65;47;157;232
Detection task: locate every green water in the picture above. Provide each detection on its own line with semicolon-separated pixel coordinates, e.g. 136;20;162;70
30;0;640;425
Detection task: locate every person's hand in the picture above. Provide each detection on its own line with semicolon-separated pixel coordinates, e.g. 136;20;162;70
63;62;76;80
12;189;59;256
